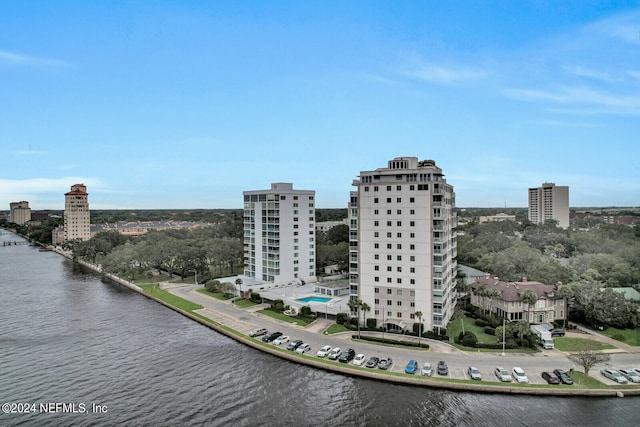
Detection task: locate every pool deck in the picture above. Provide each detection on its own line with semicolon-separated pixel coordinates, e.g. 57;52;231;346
258;283;351;316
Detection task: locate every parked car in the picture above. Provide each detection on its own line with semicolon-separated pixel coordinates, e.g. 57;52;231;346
619;369;640;383
378;357;393;370
353;354;367;366
600;369;628;384
437;361;448;376
365;356;380;369
542;371;560;384
512;367;529;384
249;328;268;337
494;367;511;382
549;328;565;337
296;343;311;354
287;339;303;351
421;362;432;377
328;347;342;360
468;366;482;380
338;348;356;363
316;345;333;357
553;369;574;385
262;331;282;342
273;335;290;346
405;360;418;374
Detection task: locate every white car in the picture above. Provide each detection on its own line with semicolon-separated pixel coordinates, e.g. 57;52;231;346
327;347;342;360
353;354;367;366
512;367;529;383
296;343;311;354
273;335;290;346
316;345;333;357
494;367;512;382
421;362;432;377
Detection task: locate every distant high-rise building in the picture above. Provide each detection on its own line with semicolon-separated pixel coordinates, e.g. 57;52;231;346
528;183;569;229
64;183;91;241
243;183;316;284
350;157;457;332
9;201;31;226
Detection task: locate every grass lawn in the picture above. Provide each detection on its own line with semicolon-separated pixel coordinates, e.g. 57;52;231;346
554;337;616;352
598;326;640;346
234;298;259;308
569;371;608;389
326;323;351;334
140;284;204;312
258;309;312;326
446;314;500;344
196;288;233;301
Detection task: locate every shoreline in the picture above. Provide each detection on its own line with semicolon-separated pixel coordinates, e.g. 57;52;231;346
45;244;640;397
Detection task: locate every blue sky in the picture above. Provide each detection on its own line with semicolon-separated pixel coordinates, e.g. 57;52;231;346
2;1;639;210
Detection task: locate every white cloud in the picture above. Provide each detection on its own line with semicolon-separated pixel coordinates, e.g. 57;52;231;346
404;65;486;84
562;65;612;83
0;49;74;68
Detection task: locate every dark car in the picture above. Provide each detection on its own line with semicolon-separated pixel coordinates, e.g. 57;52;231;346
262;331;282;343
338;348;356;363
437;361;448;376
549;328;565;337
287;339;303;351
542;371;560;384
553;369;574;385
378;357;393;370
365;356;380;368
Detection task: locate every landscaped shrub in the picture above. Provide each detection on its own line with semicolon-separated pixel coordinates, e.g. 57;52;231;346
299;305;313;317
462;332;478;347
270;299;285;312
366;318;377;329
475;319;490;327
484;326;496;336
353;335;429;350
336;312;349;324
250;292;262;303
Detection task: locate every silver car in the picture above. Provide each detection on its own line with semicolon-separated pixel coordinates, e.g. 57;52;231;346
619;369;640;383
421;362;432;377
494;367;511;382
600;368;628;384
468;366;482;380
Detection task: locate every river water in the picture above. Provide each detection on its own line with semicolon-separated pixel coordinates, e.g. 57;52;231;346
0;231;637;427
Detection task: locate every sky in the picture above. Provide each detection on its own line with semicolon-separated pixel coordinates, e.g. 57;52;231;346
1;1;639;210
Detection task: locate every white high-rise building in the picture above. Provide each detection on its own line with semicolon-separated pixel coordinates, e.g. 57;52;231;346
64;183;91;241
9;201;31;226
350;157;457;332
243;183;316;284
528;183;569;229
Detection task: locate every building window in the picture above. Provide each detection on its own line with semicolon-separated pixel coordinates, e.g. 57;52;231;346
387;244;392;249
387;221;392;226
374;254;379;260
397;312;402;318
375;265;379;271
387;232;392;238
387;266;392;272
387;289;392;294
397;232;402;238
397;198;401;203
387;300;392;306
397;301;402;306
397;244;402;250
375;287;379;293
364;186;369;192
374;221;379;227
374;299;379;304
397;186;401;191
387;278;392;283
410;197;415;203
387;255;392;261
374;232;379;237
410;279;415;284
410;244;415;250
374;198;379;204
386;198;391;203
386;185;391;191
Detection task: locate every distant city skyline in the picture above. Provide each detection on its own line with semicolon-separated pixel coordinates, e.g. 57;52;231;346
2;2;639;210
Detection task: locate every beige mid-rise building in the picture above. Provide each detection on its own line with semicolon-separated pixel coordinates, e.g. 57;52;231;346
528;183;569;229
350;157;457;332
9;201;31;226
64;183;91;241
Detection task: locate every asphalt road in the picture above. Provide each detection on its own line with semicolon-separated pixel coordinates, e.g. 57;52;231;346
164;283;640;387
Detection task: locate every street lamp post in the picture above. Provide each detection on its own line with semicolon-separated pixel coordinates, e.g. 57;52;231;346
501;317;512;356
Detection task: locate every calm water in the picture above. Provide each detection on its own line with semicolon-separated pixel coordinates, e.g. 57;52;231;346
0;231;637;427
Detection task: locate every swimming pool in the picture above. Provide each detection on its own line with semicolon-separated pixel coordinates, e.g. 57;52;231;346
296;296;333;303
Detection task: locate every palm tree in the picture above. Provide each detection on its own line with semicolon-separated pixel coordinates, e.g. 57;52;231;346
235;277;243;298
415;311;423;347
360;302;370;333
521;289;538;324
557;284;573;329
347;298;362;337
473;284;487;315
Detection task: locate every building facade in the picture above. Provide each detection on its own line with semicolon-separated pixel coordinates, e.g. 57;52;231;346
64;184;91;241
243;183;316;284
9;201;31;226
528;182;569;229
470;275;567;324
351;157;457;332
